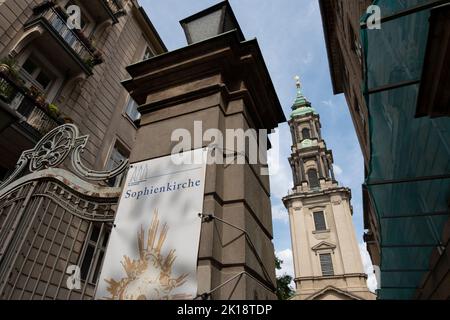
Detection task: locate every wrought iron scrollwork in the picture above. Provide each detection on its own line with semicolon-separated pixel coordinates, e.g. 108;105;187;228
30;124;77;171
0;124;129;189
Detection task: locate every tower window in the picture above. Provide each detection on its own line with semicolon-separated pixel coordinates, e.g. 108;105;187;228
301;128;311;140
313;211;327;231
319;253;334;276
307;169;320;189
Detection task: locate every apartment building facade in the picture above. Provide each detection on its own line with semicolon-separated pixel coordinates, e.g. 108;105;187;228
319;0;377;264
0;0;166;300
0;0;166;182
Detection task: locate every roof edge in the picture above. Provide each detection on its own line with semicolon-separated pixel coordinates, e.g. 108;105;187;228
319;0;344;95
135;6;168;53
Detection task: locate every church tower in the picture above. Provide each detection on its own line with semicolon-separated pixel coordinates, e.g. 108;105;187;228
282;77;375;300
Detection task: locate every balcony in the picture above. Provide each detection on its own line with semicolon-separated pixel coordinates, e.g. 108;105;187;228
23;2;103;77
78;0;124;25
0;68;64;170
0;68;63;135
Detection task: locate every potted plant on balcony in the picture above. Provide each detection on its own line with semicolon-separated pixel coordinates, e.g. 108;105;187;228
61;113;74;124
26;85;47;109
93;49;104;65
27;85;41;98
36;95;46;108
0;56;19;80
0;57;20;103
84;57;96;71
74;29;97;53
47;103;60;117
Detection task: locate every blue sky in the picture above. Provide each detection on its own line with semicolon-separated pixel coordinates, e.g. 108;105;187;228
141;0;376;291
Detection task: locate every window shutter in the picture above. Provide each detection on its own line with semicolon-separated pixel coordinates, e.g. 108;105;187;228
319;253;334;276
302;128;311;140
313;211;327;231
307;169;320;188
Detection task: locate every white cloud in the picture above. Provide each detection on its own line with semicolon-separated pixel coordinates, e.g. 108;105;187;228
302;52;313;65
306;0;317;18
359;243;378;293
276;248;295;289
272;204;289;223
333;164;343;176
322;99;333;107
268;125;293;199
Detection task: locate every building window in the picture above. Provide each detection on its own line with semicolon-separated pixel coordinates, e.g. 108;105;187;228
125;96;141;122
319;253;334;276
106;143;129;187
20;56;54;93
143;47;154;60
301;128;311;140
307;168;320;189
313;211;327;231
80;224;110;284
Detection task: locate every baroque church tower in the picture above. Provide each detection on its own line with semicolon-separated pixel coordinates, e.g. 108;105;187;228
282;77;375;300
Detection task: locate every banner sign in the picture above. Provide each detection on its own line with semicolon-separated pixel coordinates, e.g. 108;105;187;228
95;149;207;300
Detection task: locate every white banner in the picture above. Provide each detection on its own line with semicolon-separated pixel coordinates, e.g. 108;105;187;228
95;149;207;300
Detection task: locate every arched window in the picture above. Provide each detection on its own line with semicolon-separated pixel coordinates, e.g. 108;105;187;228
302;128;311;140
307;169;319;189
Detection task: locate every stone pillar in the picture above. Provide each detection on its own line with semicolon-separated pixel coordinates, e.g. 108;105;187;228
330;158;336;181
322;154;330;179
299;157;307;183
290;159;299;186
316;155;324;178
310;119;317;139
122;31;285;299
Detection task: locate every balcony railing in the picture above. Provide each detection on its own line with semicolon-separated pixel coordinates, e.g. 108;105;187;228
0;71;63;137
104;0;122;15
25;2;103;75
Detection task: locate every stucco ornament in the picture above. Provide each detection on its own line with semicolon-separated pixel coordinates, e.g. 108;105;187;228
0;124;129;189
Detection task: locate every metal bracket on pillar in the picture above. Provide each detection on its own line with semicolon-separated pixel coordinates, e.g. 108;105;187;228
193;270;275;300
194;271;246;300
198;213;246;234
208;144;248;169
197;213;275;294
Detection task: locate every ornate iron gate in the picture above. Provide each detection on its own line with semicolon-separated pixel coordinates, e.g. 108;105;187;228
0;125;128;300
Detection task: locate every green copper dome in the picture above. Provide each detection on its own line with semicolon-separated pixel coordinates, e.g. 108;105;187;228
290;76;317;118
291;105;317;118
